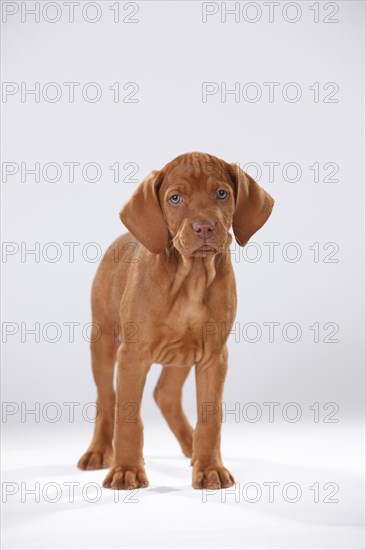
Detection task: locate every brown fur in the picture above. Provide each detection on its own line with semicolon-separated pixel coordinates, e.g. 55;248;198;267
77;152;274;490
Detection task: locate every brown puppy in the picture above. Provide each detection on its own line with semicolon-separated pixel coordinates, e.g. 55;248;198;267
77;152;274;490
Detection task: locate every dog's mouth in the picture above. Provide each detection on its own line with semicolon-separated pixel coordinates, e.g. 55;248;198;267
173;229;232;257
192;244;218;255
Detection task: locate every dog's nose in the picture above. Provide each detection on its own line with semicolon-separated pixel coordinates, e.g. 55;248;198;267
192;220;216;239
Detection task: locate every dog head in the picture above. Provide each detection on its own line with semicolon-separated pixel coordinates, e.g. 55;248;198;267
120;152;274;256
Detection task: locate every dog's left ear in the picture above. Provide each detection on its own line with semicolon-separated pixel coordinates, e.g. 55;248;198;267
119;169;168;254
226;163;275;247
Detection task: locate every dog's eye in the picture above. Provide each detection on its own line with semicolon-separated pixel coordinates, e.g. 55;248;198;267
216;189;228;199
169;194;182;204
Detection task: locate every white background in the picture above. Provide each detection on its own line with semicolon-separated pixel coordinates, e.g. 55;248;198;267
1;1;365;548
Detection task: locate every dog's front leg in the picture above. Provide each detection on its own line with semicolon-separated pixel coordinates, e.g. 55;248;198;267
192;347;235;490
103;345;150;490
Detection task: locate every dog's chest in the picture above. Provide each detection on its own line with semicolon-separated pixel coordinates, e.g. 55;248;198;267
149;257;231;367
153;284;215;367
155;312;207;367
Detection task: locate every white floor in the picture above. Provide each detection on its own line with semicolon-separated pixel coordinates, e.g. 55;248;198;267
1;422;365;549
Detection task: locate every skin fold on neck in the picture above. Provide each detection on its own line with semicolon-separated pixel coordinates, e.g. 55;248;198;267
165;250;230;304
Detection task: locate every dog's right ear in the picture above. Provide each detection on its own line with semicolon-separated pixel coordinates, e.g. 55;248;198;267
119;170;168;254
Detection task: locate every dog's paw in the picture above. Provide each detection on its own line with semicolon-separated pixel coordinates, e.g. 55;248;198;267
192;464;235;489
103;466;149;490
77;447;113;470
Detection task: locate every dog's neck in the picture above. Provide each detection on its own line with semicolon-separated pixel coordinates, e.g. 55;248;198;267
167;252;229;301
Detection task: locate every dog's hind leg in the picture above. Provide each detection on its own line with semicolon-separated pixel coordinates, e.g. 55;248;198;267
78;328;118;470
153;366;193;458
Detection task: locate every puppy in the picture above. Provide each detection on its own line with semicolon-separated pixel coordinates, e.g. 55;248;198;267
78;152;274;490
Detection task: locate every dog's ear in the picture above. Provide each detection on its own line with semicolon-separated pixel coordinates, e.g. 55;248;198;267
119;170;168;254
226;163;274;247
